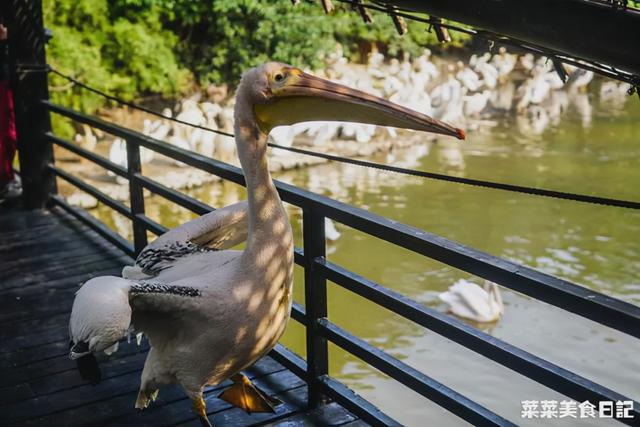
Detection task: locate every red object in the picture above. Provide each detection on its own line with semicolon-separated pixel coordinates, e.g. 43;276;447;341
0;79;17;187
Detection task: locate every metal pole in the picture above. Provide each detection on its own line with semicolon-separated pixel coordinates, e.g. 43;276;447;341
303;208;329;408
8;0;56;209
126;138;147;255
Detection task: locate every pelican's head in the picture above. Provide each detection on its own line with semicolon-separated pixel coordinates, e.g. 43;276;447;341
241;62;465;140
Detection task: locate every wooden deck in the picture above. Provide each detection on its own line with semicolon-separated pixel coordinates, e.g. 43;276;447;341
0;203;361;426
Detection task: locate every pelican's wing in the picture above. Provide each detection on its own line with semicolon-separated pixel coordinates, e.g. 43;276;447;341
69;276;204;383
123;201;248;279
70;277;200;353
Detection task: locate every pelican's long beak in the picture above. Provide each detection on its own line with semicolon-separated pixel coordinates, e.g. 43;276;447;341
255;70;464;140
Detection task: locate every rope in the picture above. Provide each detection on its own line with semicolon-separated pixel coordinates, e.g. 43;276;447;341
49;68;234;138
47;66;640;210
266;144;640;209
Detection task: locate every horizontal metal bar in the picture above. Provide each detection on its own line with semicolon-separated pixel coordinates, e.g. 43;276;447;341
133;174;214;216
43;101;640;339
308;206;640;341
291;302;307;325
45;132;127;178
48;164;131;218
316;375;401;427
317;259;640;424
269;344;307;380
318;318;514;426
50;195;134;257
136;214;168;237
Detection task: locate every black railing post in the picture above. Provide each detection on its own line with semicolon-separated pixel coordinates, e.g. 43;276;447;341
8;0;56;209
126;139;147;254
303;208;328;408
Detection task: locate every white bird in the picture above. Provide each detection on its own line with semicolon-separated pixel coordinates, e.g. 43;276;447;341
456;64;481;92
568;69;594;92
519;53;536;72
599;81;631;108
529;65;552;104
217;105;238;164
367;51;387;79
304;121;340;146
268;125;297;148
167;119;192;167
431;66;465;124
198;109;220;158
472;53;498;89
324;218;341;241
139;119;159;164
544;69;566;91
68;62;465;426
463;90;491;117
108;137;128;184
491;47;517;83
414;48;439;81
439;279;504;323
176;100;206;152
74;124;98;151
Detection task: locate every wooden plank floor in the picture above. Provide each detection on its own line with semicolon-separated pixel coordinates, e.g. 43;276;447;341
0;203;359;426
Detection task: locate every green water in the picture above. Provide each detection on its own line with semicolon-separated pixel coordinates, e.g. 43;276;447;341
94;89;640;426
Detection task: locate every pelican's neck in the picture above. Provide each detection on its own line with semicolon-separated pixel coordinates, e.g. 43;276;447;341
234;94;292;257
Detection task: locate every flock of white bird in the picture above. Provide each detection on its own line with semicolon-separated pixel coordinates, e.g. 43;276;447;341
69;47;632;183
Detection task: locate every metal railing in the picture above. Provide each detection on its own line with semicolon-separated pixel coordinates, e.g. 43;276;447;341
41;101;640;426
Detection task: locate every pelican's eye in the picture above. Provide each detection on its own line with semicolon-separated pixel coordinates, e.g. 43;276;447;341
274;73;286;82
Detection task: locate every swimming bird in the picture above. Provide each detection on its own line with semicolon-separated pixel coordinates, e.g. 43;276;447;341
439;279;504;323
68;62;464;426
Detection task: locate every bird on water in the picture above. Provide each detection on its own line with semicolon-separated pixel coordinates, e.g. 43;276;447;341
68;62;465;426
439;279;504;323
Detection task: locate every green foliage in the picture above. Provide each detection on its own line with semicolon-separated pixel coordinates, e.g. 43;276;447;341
43;0;470;136
145;0;340;86
44;0;192;137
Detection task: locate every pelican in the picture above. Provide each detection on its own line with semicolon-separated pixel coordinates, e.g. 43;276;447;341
439;279;504;323
324;218;341;242
108;137;128;184
74;123;98;151
68;63;464;426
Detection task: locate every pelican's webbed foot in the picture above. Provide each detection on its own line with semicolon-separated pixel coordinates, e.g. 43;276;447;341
218;373;281;414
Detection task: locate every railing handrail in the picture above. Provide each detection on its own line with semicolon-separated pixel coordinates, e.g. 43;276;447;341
43;100;640;426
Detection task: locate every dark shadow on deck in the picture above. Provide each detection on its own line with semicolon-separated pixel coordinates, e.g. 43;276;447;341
0;203;359;427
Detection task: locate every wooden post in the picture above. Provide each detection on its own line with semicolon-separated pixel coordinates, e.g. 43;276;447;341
303;209;329;408
7;0;56;209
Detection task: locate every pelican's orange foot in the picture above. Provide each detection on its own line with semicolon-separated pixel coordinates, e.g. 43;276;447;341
218;373;281;414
